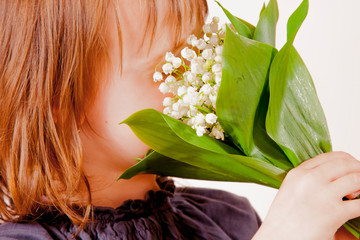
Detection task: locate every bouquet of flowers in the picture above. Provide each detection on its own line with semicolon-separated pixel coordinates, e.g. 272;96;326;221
119;0;360;237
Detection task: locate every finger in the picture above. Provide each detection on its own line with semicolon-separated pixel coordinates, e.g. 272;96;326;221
307;154;360;182
297;153;330;169
330;173;360;199
342;198;360;220
299;152;357;170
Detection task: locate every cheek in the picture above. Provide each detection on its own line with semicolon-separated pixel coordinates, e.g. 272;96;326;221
104;72;164;122
82;71;164;167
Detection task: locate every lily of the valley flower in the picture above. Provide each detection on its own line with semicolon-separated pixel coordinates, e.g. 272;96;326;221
153;16;227;140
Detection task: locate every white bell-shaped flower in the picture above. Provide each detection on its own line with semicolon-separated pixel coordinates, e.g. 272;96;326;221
162;63;174;74
153;72;163;82
196;39;206;50
202;49;214;60
165;52;175;62
159;82;170;94
205;113;217;125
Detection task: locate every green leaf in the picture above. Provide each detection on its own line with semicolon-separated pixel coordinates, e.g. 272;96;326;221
119;151;240;182
254;0;279;47
217;25;292;170
120;109;239;156
251;83;293;170
235;17;256;37
121;109;286;188
218;26;273;155
266;0;332;167
267;47;332;166
163;115;241;155
121;109;239;155
259;3;266;17
287;0;309;42
215;1;253;38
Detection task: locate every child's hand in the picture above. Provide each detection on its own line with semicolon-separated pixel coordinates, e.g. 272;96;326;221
253;152;360;240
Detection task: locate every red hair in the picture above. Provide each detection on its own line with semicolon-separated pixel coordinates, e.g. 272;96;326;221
0;0;208;227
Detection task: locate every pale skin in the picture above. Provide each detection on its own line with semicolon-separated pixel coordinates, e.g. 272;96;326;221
79;1;359;239
253;152;360;240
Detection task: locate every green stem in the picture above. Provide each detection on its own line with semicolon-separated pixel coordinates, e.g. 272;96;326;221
154;62;163;73
194;105;211;114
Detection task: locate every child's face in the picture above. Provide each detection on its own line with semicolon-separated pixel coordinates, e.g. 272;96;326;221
80;1;197;171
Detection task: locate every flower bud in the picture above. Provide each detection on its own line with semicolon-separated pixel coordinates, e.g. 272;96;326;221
215;46;223;56
177;86;188;96
212;63;222;73
202;72;212;83
205;113;217;125
181;47;196;60
172;57;182;68
214;56;222;63
165;52;175;62
196;39;206;50
202;49;214;60
196;126;207;137
200;83;212;95
209;35;220;46
212;16;220;24
210;23;218;33
187;34;197;46
163;107;172;115
162;63;174;75
165;75;176;83
163;97;173;107
153;72;163;82
159;82;170;94
203;23;212;33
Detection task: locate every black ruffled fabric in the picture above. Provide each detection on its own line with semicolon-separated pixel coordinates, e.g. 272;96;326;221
0;177;261;240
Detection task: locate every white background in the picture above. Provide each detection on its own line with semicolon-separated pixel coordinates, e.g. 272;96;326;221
175;0;360;220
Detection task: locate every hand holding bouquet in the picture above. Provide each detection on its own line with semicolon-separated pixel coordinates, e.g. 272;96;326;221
119;0;360;237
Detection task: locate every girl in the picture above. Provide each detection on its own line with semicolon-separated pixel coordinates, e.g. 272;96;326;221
0;0;359;239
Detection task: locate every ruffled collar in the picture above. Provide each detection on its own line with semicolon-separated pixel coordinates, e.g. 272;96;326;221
92;176;176;222
40;176;176;225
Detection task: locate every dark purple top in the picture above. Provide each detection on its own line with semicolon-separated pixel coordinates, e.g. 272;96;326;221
0;178;261;239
